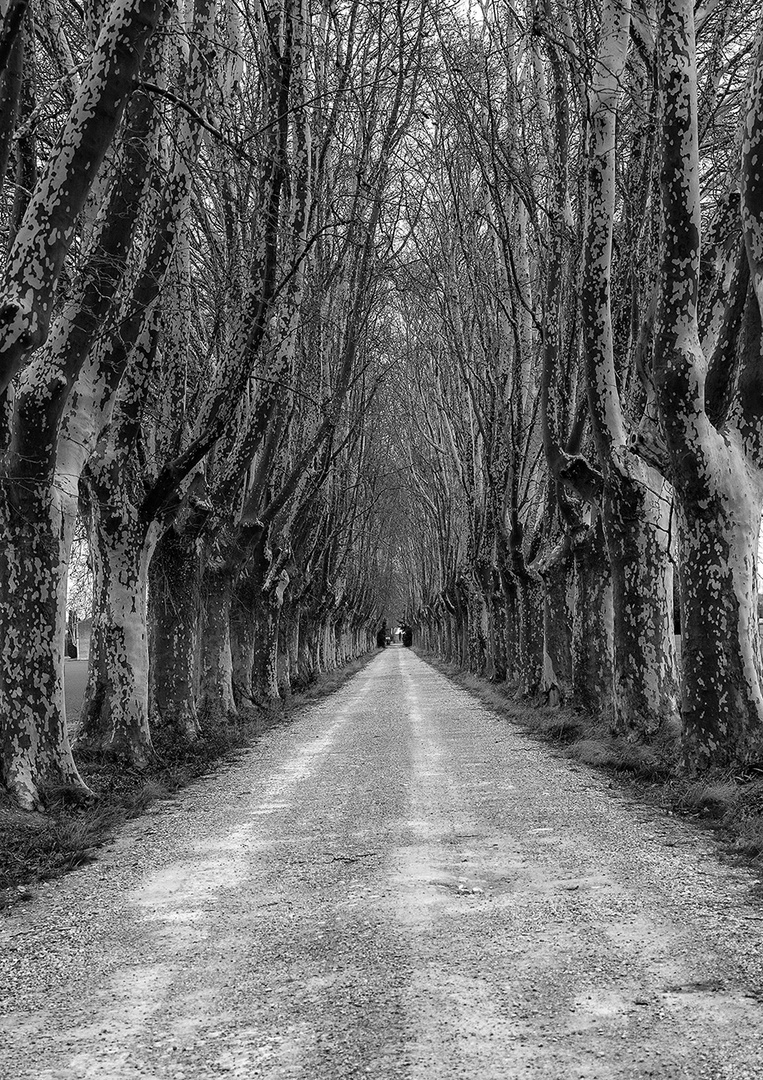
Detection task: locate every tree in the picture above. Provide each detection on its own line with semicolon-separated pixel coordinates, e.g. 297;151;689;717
653;0;763;768
0;0;164;808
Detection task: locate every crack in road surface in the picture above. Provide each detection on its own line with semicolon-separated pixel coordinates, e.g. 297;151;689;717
2;647;763;1079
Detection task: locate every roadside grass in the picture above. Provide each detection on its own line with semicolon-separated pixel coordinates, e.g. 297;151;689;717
0;652;377;908
422;654;763;872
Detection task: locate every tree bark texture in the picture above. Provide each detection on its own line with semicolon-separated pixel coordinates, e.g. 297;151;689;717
148;526;202;743
571;519;614;716
78;458;160;767
199;568;237;722
0;484;87;807
655;0;763;766
0;0;164;392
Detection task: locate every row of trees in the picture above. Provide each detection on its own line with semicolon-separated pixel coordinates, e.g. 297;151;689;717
0;0;424;808
393;0;763;773
4;0;763;808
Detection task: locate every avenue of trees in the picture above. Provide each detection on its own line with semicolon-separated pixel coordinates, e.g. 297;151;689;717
396;0;763;775
0;0;424;808
1;0;763;808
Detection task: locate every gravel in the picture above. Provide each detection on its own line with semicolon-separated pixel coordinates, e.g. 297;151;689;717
1;647;763;1079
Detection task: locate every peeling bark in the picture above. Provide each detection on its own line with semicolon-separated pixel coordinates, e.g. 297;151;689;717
654;1;763;767
0;484;88;808
540;540;573;705
78;457;160;767
0;0;164;392
603;467;677;737
199;567;237;722
230;593;256;714
571;519;614;716
582;0;678;740
148;525;202;743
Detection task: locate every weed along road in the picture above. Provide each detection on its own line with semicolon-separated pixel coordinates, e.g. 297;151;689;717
2;649;763;1080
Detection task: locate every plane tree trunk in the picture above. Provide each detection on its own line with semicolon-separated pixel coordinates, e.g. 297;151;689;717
571;518;614;716
200;564;237;722
539;537;573;706
0;0;164;393
0;31;162;807
77;453;160;767
582;0;678;741
148;524;202;743
654;2;763;768
0;483;87;808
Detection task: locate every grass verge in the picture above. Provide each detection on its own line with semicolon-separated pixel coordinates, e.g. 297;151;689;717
421;653;763;874
0;652;377;909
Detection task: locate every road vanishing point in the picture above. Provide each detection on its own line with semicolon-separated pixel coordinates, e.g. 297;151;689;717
2;648;763;1079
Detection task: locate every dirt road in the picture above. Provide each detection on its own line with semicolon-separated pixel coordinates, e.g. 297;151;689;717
2;648;763;1079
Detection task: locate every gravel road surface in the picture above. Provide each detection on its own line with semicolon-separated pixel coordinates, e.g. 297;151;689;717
2;647;763;1079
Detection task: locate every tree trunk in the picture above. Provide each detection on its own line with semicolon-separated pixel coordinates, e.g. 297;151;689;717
252;591;282;709
675;443;763;767
230;582;256;713
603;469;678;739
297;615;317;688
148;525;202;743
0;0;165;392
517;574;544;698
540;539;573;705
78;496;160;768
467;581;487;675
502;580;520;686
571;519;614;716
581;0;677;739
653;3;763;767
0;485;89;808
320;621;334;671
199;567;236;721
489;583;508;683
278;607;298;697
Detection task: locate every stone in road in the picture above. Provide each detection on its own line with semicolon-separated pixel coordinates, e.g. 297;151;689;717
2;649;763;1080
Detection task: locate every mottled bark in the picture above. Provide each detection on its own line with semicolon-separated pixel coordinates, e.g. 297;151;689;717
148;526;202;742
319;621;333;673
199;568;236;721
465;577;487;676
0;20;23;190
571;519;614;716
297;616;317;688
502;582;520;686
278;608;298;697
582;0;678;740
654;1;763;767
516;574;544;698
230;598;256;713
488;584;508;683
603;469;677;737
540;540;573;706
251;588;284;707
78;465;160;767
674;445;763;765
0;485;88;808
0;0;164;392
